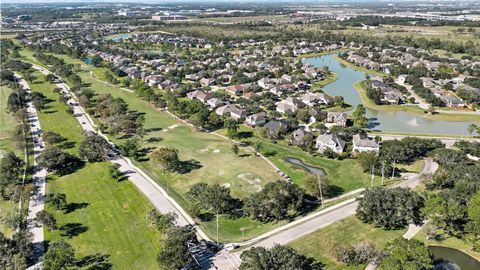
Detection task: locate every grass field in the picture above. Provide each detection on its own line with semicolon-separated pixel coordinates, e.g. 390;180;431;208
0;85;23;236
20;51;286;241
289;216;405;270
414;222;480;261
29;71;162;269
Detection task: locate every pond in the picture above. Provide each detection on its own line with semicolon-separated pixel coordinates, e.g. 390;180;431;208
283;157;326;176
304;54;478;136
109;33;133;42
430;246;480;270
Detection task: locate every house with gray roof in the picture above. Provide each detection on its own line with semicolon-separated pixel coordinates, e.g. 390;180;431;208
316;133;345;154
352;134;380;154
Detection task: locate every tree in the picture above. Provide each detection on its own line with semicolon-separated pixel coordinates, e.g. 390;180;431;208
231;143;239;157
42;131;64;145
146;209;176;232
352;105;368;128
35;210;57;230
150;147;180;172
378;238;433;270
78;133;111;162
157;227;197;270
466;192;480;250
240;245;321;270
304;174;330;199
119;138;140;159
334;96;344;107
0;152;24;198
43;241;76;270
421;191;467;236
335;242;378;266
356;151;378;172
253;142;262;156
0;231;32;270
467;124;479;137
244;181;305;222
225;119;239;138
36;147;82;175
356;187;424;229
431;148;466;166
91;55;103;67
45;193;67;210
109;163;123;182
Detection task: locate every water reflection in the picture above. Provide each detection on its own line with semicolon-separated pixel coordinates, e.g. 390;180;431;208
304;55;477;135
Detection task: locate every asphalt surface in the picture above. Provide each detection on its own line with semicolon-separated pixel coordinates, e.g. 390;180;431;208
212;157;438;270
16;74;47;270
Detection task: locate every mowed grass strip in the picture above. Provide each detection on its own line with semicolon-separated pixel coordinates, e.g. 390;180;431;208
288;216;405;270
0;85;23;236
30;71;162;269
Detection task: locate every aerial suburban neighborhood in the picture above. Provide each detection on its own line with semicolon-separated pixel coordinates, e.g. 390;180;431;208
0;1;480;270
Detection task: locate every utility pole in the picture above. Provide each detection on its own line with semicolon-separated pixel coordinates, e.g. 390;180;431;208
317;174;324;208
381;160;386;185
216;211;219;246
370;165;375;188
391;159;396;179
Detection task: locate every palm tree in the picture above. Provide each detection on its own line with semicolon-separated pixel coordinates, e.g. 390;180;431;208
468;124;478;137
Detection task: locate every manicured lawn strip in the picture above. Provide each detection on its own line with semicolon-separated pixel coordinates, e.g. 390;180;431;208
413;222;480;261
29;72;162;269
0;85;23;236
354;81;480;122
288;216;405;270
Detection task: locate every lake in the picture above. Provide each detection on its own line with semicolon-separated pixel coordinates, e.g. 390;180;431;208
109;33;133;42
304;54;478;136
430;246;480;270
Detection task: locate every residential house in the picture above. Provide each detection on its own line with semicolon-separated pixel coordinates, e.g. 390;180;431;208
276;97;304;114
200;78;215;87
316;133;345;154
263;120;290;138
246;112;267;127
326;112;348;126
292;128;314;147
352;134;380;154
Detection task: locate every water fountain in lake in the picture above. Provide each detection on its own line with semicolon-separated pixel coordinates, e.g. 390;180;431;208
407;116;420;126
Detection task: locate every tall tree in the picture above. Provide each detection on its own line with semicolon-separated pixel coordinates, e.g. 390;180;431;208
240;245;321;270
43;241;76;270
378;238;433;270
356;187;424;229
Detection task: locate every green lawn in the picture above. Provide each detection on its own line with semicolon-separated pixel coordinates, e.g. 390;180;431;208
29;71;162;269
414;222;480;261
20;52;285;242
289;216;405;270
0;85;23;236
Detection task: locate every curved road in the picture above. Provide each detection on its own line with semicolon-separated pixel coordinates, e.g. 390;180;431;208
212;157;438;270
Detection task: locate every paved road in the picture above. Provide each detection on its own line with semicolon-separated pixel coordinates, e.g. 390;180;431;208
16;74;47;270
30;64;204;230
212;157;438;270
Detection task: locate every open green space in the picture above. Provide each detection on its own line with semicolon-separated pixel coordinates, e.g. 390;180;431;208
288;216;405;270
0;85;24;236
414;221;480;261
29;71;162;269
